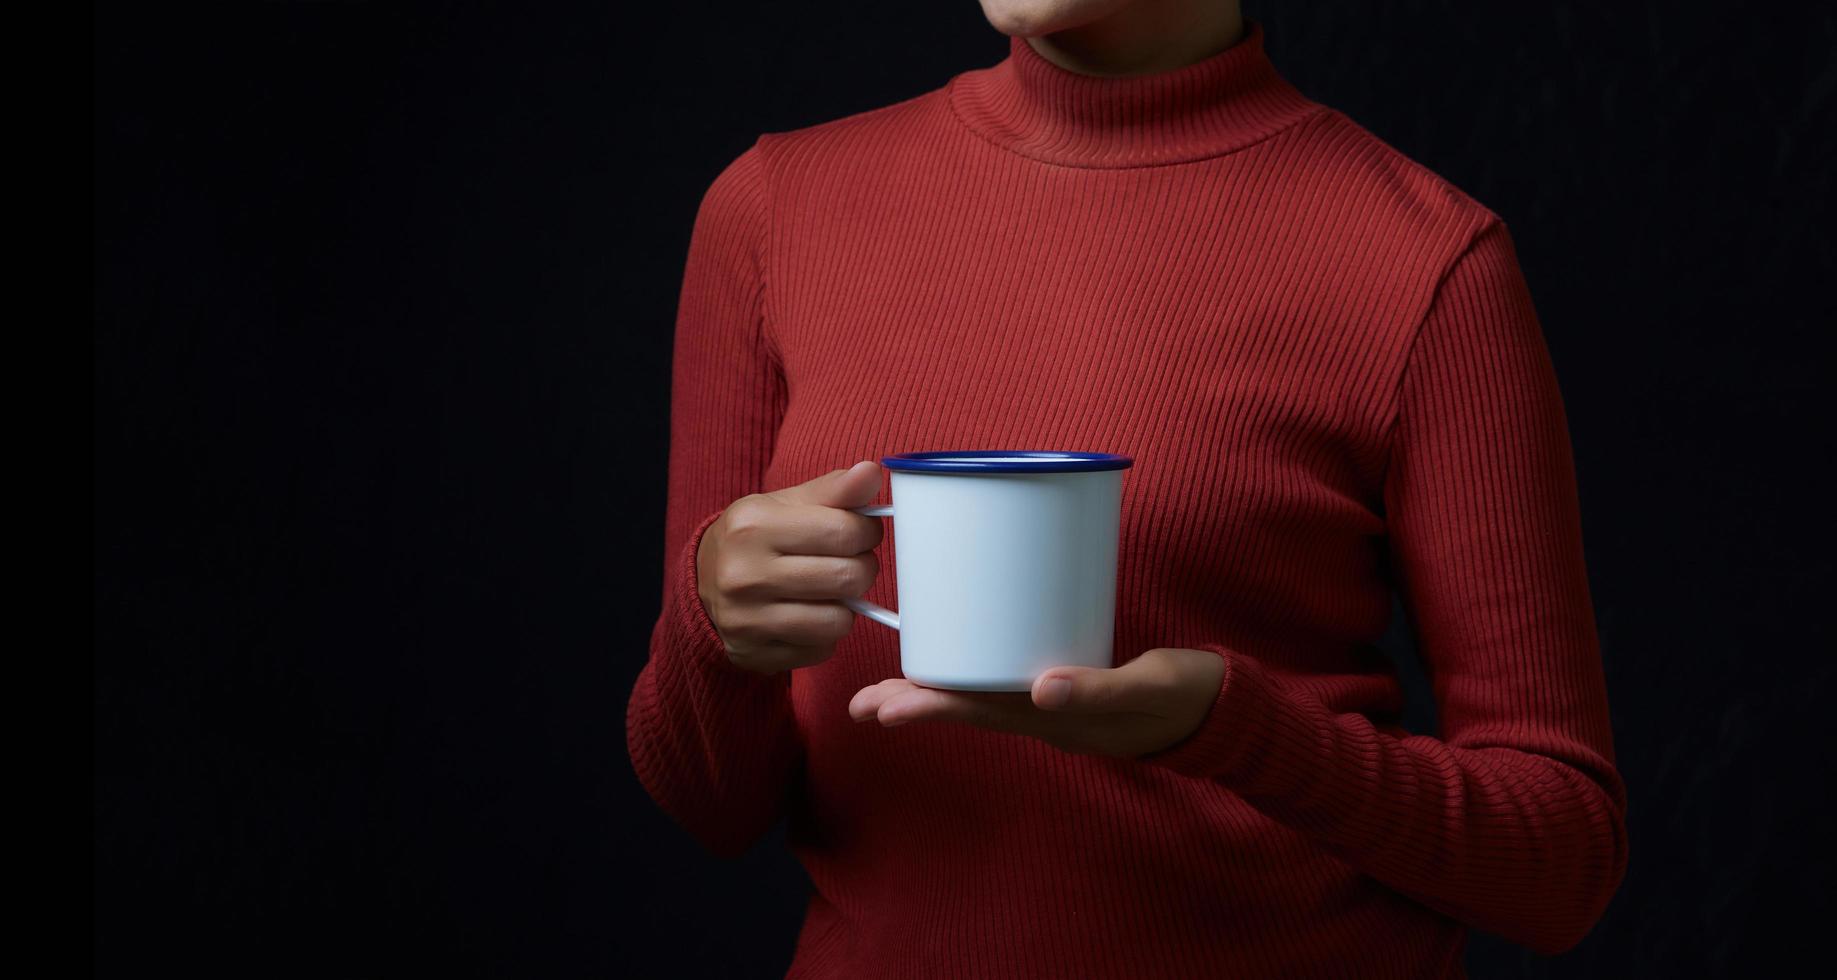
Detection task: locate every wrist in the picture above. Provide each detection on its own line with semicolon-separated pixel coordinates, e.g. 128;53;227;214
673;508;779;679
1136;644;1265;780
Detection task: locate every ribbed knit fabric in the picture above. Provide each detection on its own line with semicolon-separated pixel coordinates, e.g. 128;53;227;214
626;20;1628;979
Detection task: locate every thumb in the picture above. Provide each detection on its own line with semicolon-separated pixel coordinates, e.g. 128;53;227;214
1031;650;1180;714
771;459;884;510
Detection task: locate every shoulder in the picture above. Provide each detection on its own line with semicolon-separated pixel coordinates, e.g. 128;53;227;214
755;85;950;166
685;140;771;269
1267;104;1503;256
687;84;953;275
694;84;952;223
693;83;939;232
691;82;960;241
1233;102;1518;360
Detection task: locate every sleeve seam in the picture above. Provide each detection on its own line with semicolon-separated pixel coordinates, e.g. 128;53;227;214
1375;215;1504;490
751;134;786;374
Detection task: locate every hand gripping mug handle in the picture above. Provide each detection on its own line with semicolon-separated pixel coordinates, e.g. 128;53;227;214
842;503;899;631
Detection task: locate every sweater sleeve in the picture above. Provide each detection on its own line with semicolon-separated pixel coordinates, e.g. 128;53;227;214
1140;219;1628;954
624;140;802;858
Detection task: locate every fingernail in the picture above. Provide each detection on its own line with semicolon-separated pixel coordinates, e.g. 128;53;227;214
1037;677;1072;709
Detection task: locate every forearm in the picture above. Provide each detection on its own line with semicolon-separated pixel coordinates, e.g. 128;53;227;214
626;507;802;857
1145;648;1627;953
625;137;801;855
1144;217;1627;951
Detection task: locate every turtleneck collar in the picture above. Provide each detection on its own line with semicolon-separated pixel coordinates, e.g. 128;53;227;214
946;19;1322;169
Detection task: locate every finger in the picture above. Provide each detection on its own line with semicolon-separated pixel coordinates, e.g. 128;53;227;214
876;686;1039;731
725;599;855;648
853;679;1030;723
1031;649;1186;715
726;640;835;675
766;460;883;510
721;481;884;558
763;552;878;600
763;504;885;557
848;678;917;722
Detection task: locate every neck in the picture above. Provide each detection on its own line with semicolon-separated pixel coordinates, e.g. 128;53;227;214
1024;0;1246;77
947;18;1320;169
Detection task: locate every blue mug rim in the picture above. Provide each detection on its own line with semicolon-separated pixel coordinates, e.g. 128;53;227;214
878;450;1133;473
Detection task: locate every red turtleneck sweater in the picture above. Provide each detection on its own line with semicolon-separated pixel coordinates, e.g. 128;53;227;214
626;21;1627;979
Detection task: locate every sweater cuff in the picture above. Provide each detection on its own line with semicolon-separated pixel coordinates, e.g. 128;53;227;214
657;508;789;690
667;508;736;665
1136;644;1276;782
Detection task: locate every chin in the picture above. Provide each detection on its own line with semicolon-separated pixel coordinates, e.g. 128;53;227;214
976;0;1134;38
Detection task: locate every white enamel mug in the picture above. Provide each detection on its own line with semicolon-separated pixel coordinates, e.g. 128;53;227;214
843;450;1133;692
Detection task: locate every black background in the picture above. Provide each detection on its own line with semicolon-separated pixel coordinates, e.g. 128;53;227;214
96;1;1834;976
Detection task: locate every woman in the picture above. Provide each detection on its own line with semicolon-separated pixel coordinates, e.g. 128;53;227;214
627;0;1628;976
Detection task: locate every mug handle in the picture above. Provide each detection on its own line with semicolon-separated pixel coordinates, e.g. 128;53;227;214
842;504;899;631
